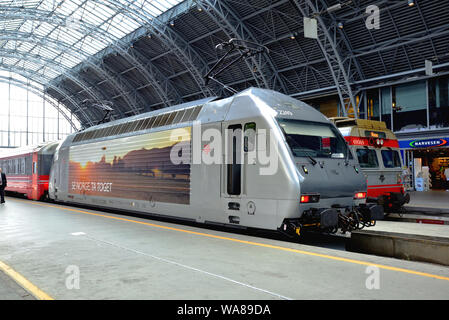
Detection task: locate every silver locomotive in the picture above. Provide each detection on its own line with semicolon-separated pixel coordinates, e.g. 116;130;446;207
49;88;383;236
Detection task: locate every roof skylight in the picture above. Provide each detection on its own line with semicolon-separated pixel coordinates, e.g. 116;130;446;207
0;0;183;82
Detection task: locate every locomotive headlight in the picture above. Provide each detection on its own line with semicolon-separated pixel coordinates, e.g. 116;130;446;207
354;192;367;199
300;194;320;203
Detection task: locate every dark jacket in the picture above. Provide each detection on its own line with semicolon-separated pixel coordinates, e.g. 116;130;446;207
0;173;6;189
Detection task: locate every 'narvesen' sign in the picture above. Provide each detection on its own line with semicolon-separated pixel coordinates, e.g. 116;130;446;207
408;138;448;148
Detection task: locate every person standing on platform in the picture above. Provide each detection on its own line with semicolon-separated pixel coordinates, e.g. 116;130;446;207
0;168;7;204
444;167;449;190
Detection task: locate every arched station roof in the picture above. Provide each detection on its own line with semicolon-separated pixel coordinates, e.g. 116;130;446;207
1;0;448;128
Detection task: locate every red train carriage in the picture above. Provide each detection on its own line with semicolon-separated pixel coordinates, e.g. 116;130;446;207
330;118;410;213
0;142;60;200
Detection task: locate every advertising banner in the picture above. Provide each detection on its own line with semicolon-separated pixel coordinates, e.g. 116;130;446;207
68;127;191;205
398;137;449;149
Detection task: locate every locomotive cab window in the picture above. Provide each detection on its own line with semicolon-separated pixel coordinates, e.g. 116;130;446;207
278;119;352;159
381;150;401;168
356;149;379;168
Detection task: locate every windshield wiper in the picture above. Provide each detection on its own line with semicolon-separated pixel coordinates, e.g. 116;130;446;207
306;155;318;166
283;132;318;166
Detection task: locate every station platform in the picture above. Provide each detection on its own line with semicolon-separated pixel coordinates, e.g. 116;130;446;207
404;190;449;214
386;190;449;225
348;220;449;266
370;220;449;238
1;196;449;300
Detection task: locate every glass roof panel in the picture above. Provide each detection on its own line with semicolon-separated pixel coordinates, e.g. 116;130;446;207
0;0;183;83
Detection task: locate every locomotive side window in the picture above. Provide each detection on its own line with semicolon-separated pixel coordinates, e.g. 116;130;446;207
244;122;256;152
381;150;402;168
356;149;379;168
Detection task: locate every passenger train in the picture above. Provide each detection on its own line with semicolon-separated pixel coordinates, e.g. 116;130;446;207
0;142;59;200
330;117;410;213
0;88;384;235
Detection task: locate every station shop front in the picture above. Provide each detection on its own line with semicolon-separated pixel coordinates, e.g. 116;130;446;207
399;136;449;191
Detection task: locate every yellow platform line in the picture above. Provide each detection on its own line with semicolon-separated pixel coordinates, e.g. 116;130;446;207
13;199;449;283
0;260;54;300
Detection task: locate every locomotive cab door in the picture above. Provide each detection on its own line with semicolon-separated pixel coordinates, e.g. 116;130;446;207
225;124;242;197
222;122;258;223
222;123;245;223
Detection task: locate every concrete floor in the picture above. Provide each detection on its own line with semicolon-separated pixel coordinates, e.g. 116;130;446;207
0;270;35;300
1;197;449;300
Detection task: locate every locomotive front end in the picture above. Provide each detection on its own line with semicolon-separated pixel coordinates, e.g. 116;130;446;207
277;118;383;235
253;90;385;236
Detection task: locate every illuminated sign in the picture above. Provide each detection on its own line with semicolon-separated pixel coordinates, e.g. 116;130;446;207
407;138;448;149
364;130;386;139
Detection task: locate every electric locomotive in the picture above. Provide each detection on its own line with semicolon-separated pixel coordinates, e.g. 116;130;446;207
48;88;383;236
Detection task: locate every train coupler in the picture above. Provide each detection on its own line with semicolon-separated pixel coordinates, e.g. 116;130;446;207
337;204;384;233
357;203;384;221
